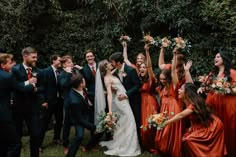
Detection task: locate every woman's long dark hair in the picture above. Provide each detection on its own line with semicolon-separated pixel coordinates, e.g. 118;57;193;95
184;83;213;126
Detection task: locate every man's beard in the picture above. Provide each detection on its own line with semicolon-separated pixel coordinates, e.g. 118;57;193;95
26;61;36;67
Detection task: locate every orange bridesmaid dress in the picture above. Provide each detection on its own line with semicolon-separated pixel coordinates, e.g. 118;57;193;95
183;104;227;157
140;78;159;152
206;69;236;157
155;83;183;157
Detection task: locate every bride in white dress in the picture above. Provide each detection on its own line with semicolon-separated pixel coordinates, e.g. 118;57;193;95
94;59;141;156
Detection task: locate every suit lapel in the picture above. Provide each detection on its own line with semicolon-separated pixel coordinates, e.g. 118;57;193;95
20;63;28;80
85;64;94;78
49;66;57;83
74;90;89;106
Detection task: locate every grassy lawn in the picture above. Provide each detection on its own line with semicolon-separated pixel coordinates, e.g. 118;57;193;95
21;129;160;157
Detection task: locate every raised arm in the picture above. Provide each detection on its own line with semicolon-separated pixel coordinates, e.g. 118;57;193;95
171;48;178;89
184;61;193;83
122;42;132;66
145;43;157;83
165;108;193;126
104;77;112;114
158;47;166;69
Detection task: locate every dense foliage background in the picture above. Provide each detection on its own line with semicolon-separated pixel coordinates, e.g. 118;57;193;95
1;0;236;79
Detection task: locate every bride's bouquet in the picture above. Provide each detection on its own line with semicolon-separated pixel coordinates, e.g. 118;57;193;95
96;112;120;134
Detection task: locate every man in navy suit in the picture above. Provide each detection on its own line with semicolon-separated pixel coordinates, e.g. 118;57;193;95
39;54;63;149
109;52;142;146
11;47;45;157
81;50;97;106
0;53;35;157
67;71;97;157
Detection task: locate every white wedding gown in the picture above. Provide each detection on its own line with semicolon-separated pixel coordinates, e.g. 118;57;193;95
100;77;141;156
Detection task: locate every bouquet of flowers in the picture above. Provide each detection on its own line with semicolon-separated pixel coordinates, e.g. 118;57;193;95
208;77;236;95
172;37;191;54
199;73;236;95
96;112;120;134
119;35;131;43
142;33;157;45
141;111;174;130
161;37;172;48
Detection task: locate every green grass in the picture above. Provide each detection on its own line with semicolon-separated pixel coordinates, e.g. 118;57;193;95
21;129;160;157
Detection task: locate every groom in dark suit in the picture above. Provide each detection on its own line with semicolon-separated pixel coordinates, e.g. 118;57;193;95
67;72;97;157
109;52;142;146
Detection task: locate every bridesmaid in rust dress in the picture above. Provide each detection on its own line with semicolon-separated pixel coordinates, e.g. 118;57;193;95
154;50;190;157
198;48;236;157
165;83;227;157
139;44;159;153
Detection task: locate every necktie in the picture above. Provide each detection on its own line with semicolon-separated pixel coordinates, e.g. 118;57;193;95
91;66;96;77
55;69;59;76
83;92;93;106
55;69;59;83
27;68;31;79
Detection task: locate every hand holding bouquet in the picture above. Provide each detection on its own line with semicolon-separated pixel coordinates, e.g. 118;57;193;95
209;77;236;95
141;111;174;130
96;112;120;134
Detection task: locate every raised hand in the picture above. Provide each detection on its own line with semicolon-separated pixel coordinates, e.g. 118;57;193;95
144;43;150;51
122;41;127;48
184;60;192;71
74;64;83;70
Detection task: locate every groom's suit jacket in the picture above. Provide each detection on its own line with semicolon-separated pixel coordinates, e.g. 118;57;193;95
115;64;141;109
68;88;96;130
